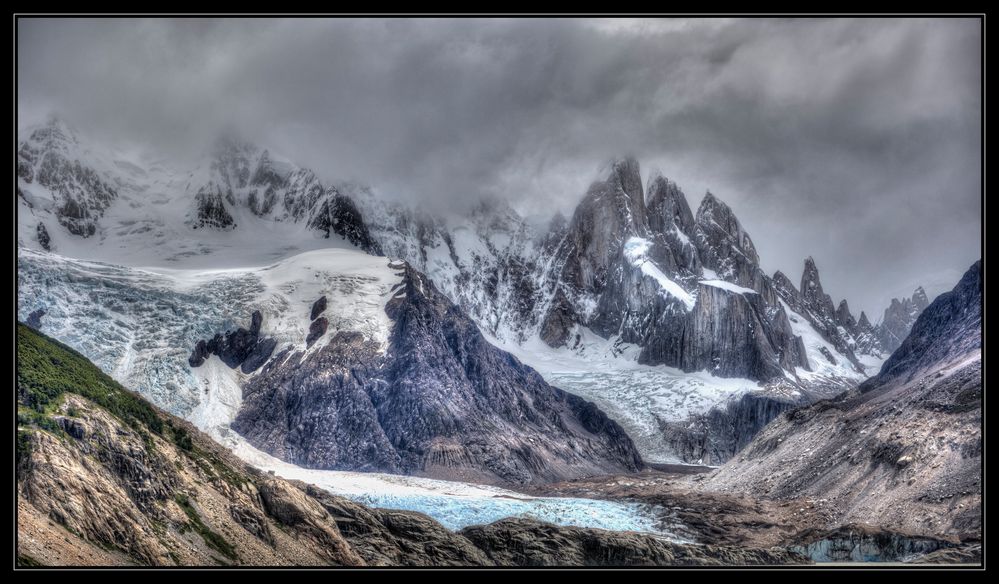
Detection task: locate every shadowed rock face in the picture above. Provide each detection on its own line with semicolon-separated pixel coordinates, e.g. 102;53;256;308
693;191;761;288
35;223;51;251
192;188;237;230
233;265;644;485
704;260;983;540
660;392;799;465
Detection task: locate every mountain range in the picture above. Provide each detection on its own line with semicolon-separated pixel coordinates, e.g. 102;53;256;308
16;116;982;566
17;117;932;467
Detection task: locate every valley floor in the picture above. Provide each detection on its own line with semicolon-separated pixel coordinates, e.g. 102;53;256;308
520;472;981;565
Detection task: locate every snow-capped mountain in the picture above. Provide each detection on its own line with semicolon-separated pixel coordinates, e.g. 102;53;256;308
16;118;932;465
350;158;917;462
17;117;120;239
17;118;378;265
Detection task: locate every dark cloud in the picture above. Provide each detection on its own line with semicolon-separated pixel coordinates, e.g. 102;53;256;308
17;17;981;316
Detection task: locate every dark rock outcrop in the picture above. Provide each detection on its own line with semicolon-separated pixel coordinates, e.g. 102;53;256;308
305;317;328;347
310;296;328;321
192;187;237;230
188;310;277;373
241;338;278;374
25;308;45;330
307;188;383;254
36;223;51;251
233;265;644;485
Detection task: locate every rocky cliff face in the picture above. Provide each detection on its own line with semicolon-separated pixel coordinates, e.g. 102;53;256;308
703;261;983;540
659;392;799;465
232;265;644;485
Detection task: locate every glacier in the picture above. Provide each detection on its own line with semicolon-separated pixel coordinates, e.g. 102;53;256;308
16;246;677;537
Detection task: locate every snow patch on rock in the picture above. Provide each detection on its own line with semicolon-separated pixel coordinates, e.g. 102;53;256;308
623;237;695;310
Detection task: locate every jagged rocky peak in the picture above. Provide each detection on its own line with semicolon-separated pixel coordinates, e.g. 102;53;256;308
558;156;649;292
695;191;759;262
772;270;800;301
858;311;872;329
211;132;294;195
646;171;695;236
692;191;762;290
912;286;930;311
20;115;80;153
799;256;835;318
586;156;647;234
835;299;857;330
644;171;700;275
875;285;932;353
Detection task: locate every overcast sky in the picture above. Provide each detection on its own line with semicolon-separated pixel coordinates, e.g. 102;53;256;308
17;17;981;318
